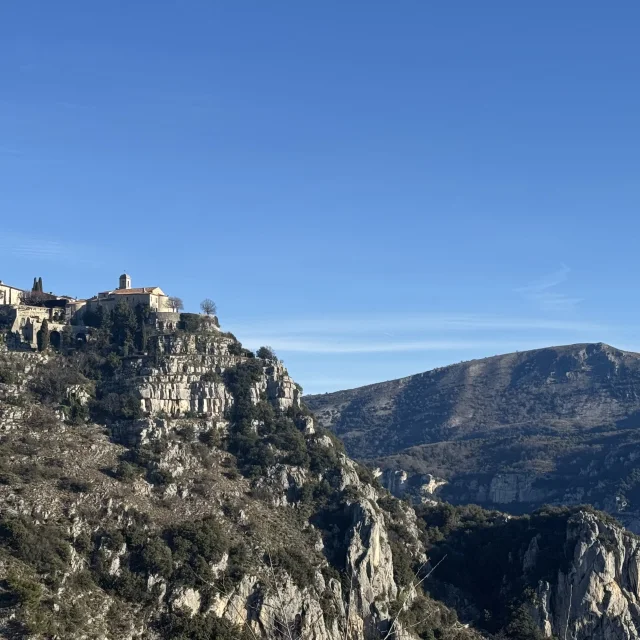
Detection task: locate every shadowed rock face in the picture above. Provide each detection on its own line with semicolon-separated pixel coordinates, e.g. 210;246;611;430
306;343;640;526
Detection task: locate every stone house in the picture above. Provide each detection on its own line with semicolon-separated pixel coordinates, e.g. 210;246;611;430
2;273;183;348
82;274;172;317
0;281;23;306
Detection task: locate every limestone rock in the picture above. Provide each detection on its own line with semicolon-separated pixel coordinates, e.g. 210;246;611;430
171;587;202;617
528;511;640;639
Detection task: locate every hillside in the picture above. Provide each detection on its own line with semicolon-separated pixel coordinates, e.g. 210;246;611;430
0;317;481;640
3;316;640;639
305;343;640;527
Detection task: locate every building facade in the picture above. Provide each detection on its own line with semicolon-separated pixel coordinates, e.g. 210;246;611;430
84;274;172;315
0;281;23;306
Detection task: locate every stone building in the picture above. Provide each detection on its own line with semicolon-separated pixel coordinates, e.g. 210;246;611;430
0;281;23;306
1;273;184;349
83;274;172;316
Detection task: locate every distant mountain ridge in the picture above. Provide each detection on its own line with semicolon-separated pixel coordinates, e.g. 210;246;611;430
305;343;640;528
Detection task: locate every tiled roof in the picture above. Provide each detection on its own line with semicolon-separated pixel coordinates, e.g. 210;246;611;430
113;287;160;295
98;287;165;296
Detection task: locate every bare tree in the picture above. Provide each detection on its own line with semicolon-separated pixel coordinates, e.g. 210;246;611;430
168;296;184;313
21;290;50;306
200;298;217;316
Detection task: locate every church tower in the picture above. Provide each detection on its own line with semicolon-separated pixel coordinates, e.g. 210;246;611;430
119;273;131;290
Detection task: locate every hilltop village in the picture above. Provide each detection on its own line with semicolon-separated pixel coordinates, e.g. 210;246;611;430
0;273;214;350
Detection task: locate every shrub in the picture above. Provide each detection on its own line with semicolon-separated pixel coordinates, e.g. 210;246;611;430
91;390;143;421
156;613;252;640
257;346;276;360
0;360;17;384
57;477;91;493
0;516;70;582
138;538;173;578
22;406;59;431
268;547;316;587
180;313;202;333
6;571;43;608
200;370;221;384
113;461;144;482
228;342;243;356
176;425;196;441
198;429;220;448
163;516;229;587
30;361;88;406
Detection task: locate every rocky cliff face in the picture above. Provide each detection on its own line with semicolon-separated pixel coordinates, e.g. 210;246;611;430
0;332;479;640
415;504;640;640
306;343;640;529
529;511;640;640
136;333;300;417
5;330;640;639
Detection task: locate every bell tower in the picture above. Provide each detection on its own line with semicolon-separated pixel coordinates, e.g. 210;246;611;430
119;273;131;290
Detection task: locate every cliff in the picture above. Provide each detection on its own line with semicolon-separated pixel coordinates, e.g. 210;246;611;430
530;510;640;640
417;503;640;640
4;327;640;639
0;330;478;640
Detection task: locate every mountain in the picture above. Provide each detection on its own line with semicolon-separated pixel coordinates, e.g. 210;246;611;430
3;318;640;639
305;343;640;528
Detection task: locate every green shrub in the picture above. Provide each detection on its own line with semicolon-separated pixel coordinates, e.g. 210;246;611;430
138;538;173;578
179;313;202;333
156;612;253;640
91;390;143;421
0;516;70;582
268;547;316;587
113;461;144;482
57;477;91;493
198;429;220;448
6;571;42;608
30;361;88;406
201;370;222;384
227;341;243;356
0;360;17;384
257;346;276;360
163;516;229;588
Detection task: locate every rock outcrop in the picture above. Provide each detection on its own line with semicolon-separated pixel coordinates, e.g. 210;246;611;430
0;333;470;640
529;511;640;640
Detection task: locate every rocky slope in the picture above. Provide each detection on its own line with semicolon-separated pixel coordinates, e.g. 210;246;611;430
305;343;640;528
417;503;640;640
3;324;640;639
0;327;479;640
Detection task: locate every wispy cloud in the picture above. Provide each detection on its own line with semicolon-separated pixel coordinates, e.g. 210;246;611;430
2;232;109;268
516;264;582;310
229;310;606;356
239;336;556;354
230;312;603;337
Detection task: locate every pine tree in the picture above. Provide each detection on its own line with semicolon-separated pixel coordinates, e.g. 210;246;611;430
37;319;50;352
111;300;137;349
32;278;38;292
38;277;43;292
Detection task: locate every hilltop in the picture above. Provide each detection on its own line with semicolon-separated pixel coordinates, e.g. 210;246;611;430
306;343;640;527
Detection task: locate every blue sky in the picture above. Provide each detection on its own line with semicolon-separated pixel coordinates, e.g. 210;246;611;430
2;2;640;394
